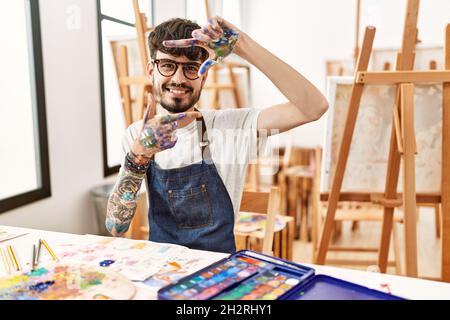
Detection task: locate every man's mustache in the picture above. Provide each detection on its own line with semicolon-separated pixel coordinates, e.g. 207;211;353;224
163;83;193;91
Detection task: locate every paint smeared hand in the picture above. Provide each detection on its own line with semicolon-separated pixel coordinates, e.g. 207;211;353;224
162;16;240;76
132;93;201;158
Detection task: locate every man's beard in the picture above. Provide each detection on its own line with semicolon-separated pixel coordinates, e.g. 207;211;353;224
155;83;201;113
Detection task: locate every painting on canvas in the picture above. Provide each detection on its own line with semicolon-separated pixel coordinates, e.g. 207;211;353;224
321;76;442;194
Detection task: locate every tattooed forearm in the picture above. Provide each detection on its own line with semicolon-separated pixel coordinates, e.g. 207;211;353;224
105;167;146;236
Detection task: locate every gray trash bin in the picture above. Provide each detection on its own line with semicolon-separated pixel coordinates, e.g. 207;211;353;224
90;183;115;236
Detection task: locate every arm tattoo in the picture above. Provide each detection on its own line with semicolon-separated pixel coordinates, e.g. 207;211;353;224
105;167;146;236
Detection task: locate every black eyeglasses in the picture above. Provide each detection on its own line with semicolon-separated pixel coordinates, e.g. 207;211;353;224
153;59;201;80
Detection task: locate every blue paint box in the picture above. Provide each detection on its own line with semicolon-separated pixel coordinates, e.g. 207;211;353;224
157;250;405;300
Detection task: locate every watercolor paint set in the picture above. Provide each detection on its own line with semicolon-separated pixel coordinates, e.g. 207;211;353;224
157;250;405;300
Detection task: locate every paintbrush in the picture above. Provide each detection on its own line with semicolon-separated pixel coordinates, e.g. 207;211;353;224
32;244;36;270
6;245;21;271
41;239;58;261
35;239;42;266
0;247;10;274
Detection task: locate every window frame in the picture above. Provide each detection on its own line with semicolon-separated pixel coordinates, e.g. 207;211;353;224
0;0;51;214
97;0;154;177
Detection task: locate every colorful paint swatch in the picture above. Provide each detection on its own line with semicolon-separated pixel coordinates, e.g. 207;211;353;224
0;263;135;300
159;253;305;300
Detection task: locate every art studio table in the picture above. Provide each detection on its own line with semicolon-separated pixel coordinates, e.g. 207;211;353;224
1;225;450;300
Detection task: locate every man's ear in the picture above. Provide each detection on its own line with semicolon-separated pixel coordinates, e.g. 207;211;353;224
147;62;154;77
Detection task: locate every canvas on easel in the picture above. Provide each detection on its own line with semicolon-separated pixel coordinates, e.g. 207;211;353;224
372;46;443;71
321;77;443;194
315;0;450;281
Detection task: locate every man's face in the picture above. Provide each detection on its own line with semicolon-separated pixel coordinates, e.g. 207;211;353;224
150;51;207;113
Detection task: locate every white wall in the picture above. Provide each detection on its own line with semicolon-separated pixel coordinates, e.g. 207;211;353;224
153;0;185;25
0;0;116;234
241;0;450;148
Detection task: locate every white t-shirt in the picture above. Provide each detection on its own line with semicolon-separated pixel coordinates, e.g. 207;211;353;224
120;108;262;218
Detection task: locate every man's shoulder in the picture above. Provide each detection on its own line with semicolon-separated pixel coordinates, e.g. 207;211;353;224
200;107;256;127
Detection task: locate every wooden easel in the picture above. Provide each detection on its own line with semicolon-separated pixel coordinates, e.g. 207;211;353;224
316;0;450;281
110;0;153;126
354;0;361;63
110;0;154;240
200;0;250;109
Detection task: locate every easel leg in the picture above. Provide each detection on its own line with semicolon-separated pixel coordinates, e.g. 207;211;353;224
211;67;220;109
227;64;242;108
378;0;419;274
119;46;133;126
315;27;376;264
435;203;441;239
392;222;402;275
400;83;418;277
378;100;402;273
441;24;450;282
136;85;146;119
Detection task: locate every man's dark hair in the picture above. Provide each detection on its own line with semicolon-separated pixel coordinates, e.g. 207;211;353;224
148;18;209;62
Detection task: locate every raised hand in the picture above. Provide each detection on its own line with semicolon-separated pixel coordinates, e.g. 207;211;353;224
162;17;240;76
132;93;201;159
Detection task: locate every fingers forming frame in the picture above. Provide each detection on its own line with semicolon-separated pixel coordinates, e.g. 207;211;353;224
161;17;239;76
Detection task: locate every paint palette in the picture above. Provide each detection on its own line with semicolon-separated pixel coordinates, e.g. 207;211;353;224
157;250;405;300
0;263;136;300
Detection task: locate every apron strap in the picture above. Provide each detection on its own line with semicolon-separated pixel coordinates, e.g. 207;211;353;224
195;109;212;163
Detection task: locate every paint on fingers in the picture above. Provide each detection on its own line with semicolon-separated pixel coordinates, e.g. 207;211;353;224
207;25;239;60
199;59;219;76
140;127;158;149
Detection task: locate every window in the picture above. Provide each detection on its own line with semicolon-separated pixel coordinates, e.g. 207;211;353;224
97;0;153;176
0;0;50;214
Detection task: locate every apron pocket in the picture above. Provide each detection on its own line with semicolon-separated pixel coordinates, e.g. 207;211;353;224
168;184;213;229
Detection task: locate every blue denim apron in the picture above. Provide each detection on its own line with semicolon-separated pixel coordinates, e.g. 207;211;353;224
146;117;236;253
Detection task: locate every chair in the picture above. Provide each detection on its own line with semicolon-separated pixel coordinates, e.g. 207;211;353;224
236;187;295;259
243;142;318;242
138;188;288;255
277;145;317;241
125;192;149;240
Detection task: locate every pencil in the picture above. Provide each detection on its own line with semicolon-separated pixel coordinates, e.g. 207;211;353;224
41;239;58;261
6;245;21;271
0;247;10;274
36;239;42;265
32;245;36;270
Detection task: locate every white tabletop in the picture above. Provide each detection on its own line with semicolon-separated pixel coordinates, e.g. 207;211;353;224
1;225;449;300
